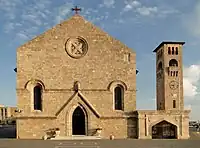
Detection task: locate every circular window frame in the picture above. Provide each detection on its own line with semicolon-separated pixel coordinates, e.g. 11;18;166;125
65;36;88;59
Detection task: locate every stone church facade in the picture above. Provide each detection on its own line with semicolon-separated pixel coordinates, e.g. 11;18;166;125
15;14;190;139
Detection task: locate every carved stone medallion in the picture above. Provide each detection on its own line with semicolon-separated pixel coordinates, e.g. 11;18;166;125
169;80;179;90
65;37;88;59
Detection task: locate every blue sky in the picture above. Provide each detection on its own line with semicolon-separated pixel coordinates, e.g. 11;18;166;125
0;0;200;120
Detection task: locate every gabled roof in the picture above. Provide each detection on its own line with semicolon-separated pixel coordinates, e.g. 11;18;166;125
17;14;135;54
55;91;101;118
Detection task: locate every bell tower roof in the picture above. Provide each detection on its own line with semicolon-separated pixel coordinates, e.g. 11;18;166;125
153;41;185;53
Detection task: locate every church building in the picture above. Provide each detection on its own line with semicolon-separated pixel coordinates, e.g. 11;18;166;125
15;13;190;139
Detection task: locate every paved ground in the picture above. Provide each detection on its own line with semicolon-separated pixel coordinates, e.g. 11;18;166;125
0;126;200;148
0;139;200;148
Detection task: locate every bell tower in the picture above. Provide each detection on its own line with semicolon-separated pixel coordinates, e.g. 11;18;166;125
154;42;185;111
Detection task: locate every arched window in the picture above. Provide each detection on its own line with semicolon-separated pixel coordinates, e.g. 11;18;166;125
169;59;178;67
114;85;124;110
175;47;178;55
34;84;42;110
168;47;171;55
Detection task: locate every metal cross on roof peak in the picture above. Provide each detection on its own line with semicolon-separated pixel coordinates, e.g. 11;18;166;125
72;6;81;14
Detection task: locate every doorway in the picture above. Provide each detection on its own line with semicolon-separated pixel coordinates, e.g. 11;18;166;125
72;106;86;135
152;120;177;139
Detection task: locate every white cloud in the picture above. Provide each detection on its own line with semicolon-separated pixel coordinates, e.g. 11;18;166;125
16;32;29;41
0;0;53;41
121;0;177;17
123;0;141;12
99;0;115;8
136;6;158;16
183;1;200;36
183;65;200;97
122;0;157;16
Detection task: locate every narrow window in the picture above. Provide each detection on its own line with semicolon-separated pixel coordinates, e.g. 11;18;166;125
171;71;173;76
173;71;176;77
124;53;131;63
114;85;124;110
168;47;171;55
172;47;175;54
175;47;178;55
173;100;176;108
176;71;178;77
34;85;42;110
127;53;131;62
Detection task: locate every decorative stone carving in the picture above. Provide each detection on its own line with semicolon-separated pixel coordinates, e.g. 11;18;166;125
96;127;102;136
74;81;81;91
65;37;88;59
172;93;177;98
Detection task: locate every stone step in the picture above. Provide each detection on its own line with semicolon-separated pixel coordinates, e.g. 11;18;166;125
50;136;102;140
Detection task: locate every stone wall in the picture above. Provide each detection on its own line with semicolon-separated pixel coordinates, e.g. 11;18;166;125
16;15;137;139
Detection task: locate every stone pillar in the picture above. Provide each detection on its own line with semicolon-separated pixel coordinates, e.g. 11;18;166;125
146;116;149;136
180;114;183;136
138;117;146;139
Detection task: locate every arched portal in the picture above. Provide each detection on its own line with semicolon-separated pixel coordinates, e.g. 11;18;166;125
152;120;177;139
72;106;86;135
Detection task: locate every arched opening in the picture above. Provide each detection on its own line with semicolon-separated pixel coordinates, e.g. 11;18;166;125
114;85;124;110
168;47;171;55
33;84;42;110
157;62;163;71
152;120;177;139
72;106;86;135
169;59;178;67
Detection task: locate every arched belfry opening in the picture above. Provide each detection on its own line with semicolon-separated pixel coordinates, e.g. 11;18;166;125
72;106;86;135
169;59;178;67
152;120;177;139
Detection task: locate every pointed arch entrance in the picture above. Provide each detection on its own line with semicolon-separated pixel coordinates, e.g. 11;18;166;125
152;120;177;139
72;106;86;135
